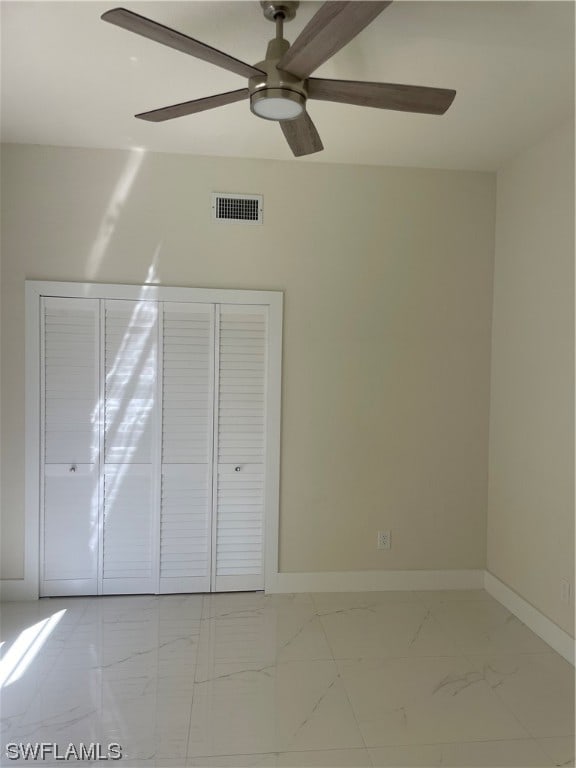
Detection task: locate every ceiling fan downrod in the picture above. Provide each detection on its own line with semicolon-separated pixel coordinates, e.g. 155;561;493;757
275;13;284;41
251;1;306;121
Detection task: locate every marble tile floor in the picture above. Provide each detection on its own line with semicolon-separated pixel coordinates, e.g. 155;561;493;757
0;590;573;767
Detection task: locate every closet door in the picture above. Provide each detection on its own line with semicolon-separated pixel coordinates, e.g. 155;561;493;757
102;300;159;594
41;297;100;597
213;305;267;591
160;303;214;593
35;285;281;598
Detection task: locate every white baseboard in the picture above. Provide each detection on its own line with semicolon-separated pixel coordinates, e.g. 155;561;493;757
484;571;574;665
0;569;485;600
268;569;484;593
3;568;572;670
0;579;38;601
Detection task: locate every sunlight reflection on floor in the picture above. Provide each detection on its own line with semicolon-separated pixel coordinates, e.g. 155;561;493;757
0;609;65;688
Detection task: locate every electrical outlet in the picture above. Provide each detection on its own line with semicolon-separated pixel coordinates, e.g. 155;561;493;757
377;530;391;550
560;578;572;604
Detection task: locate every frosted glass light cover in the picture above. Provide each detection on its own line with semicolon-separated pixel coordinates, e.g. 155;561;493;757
252;96;303;121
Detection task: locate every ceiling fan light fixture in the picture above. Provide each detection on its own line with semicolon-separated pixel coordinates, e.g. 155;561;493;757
250;89;305;121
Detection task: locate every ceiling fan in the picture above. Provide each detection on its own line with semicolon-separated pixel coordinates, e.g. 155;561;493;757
101;1;456;157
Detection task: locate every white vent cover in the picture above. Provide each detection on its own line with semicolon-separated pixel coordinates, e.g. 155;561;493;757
212;193;263;224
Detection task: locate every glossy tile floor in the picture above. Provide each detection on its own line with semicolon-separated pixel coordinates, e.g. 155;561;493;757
0;590;574;767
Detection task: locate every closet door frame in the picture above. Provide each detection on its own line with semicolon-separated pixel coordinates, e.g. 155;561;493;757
25;280;283;598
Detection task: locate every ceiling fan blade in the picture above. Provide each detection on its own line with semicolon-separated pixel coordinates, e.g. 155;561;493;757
101;8;264;79
280;112;324;157
277;1;392;80
308;78;456;115
136;88;249;122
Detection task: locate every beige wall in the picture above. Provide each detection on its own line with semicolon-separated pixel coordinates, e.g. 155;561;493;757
487;120;575;635
0;143;496;580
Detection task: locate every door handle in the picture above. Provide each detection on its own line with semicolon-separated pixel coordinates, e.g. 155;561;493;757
235;466;241;472
69;464;77;473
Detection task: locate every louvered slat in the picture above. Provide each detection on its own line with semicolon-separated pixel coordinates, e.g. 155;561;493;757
215;306;267;588
104;302;158;465
160;467;211;585
160;303;213;592
162;306;212;464
41;298;100;596
44;300;99;464
103;468;154;585
217;310;266;465
102;300;158;594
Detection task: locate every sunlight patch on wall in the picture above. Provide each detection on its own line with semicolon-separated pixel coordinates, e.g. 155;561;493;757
85;148;146;280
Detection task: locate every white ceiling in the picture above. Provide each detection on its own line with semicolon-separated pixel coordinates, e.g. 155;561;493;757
1;1;574;170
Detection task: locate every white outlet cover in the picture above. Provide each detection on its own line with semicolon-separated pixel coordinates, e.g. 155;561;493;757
377;530;391;550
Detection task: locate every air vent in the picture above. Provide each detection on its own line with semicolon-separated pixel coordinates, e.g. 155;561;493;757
212;193;263;224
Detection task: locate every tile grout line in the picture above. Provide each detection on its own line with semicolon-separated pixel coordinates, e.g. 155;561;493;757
310;592;373;764
183;594;205;765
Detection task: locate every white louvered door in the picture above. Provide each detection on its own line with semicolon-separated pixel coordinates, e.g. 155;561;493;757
102;300;159;594
160;303;214;593
37;287;280;597
41;297;100;597
213;305;267;592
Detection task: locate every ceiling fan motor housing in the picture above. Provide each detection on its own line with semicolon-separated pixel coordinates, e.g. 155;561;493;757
249;37;307;120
